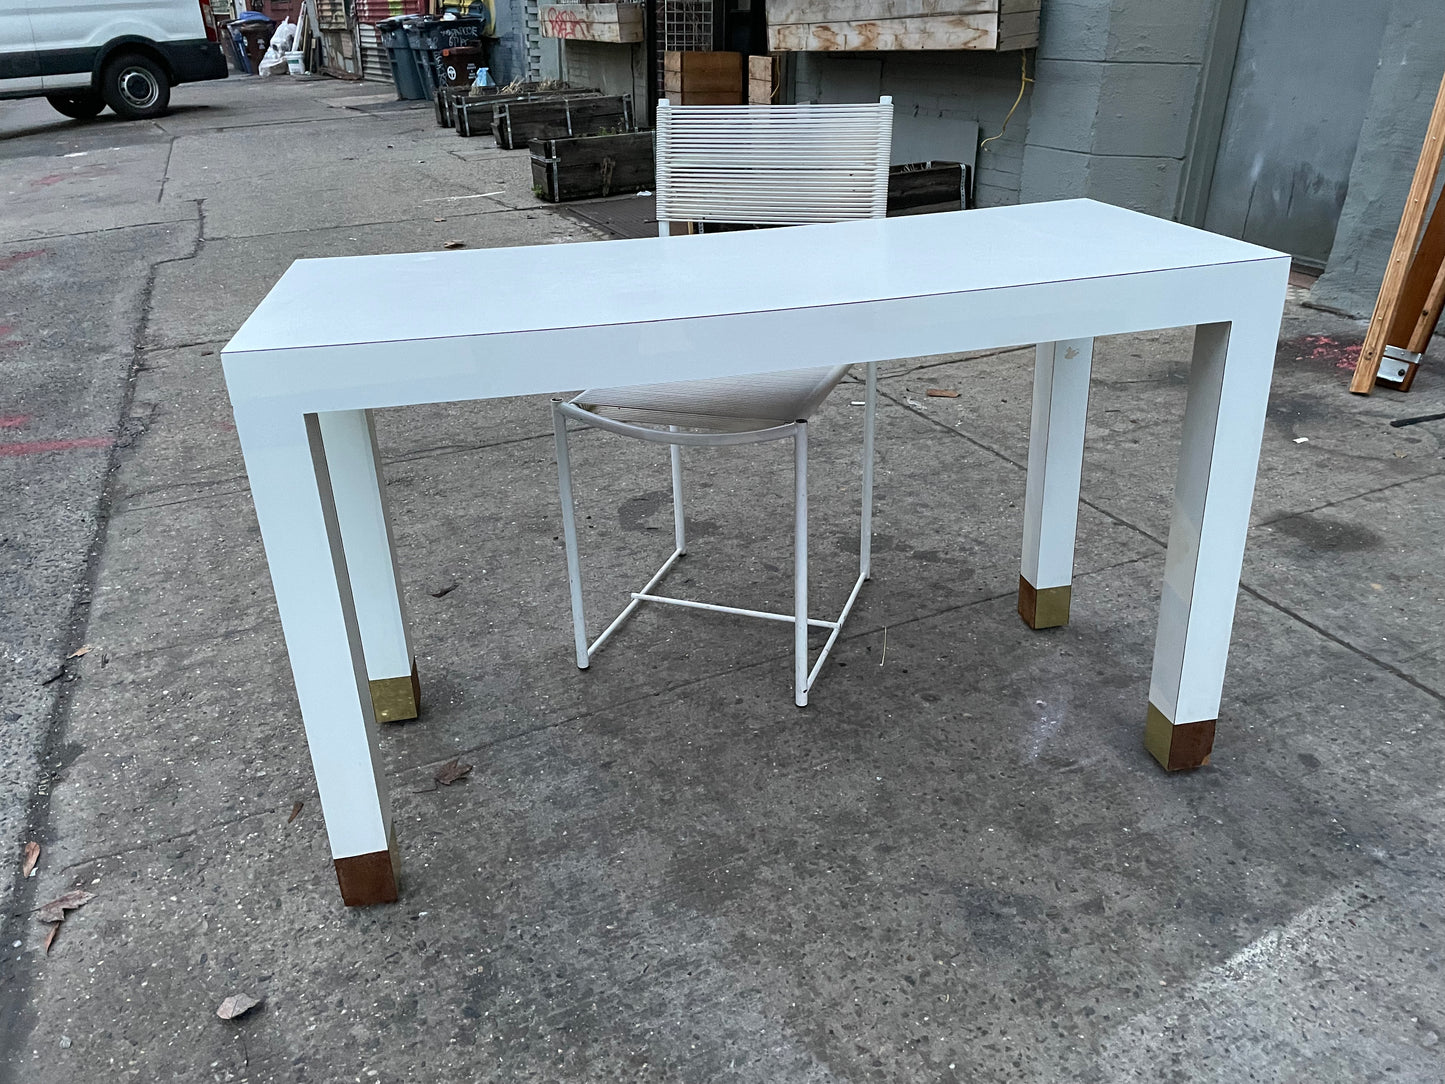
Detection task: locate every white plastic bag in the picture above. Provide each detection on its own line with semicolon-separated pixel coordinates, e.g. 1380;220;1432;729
265;18;296;59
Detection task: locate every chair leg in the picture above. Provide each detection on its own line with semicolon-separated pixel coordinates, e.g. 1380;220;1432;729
861;360;876;581
552;402;590;669
669;427;687;555
794;421;809;707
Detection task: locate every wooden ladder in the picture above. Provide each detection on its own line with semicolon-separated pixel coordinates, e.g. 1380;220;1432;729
1350;67;1445;395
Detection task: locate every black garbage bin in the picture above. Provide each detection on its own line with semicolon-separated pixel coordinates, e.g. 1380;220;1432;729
378;17;426;100
409;16;487;101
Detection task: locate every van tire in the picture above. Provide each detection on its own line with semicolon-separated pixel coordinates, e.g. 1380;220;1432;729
46;92;106;120
101;53;171;120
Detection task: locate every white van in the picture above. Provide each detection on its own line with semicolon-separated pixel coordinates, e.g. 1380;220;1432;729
0;0;228;121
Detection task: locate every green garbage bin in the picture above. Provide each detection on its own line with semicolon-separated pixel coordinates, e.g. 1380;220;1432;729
378;18;426;100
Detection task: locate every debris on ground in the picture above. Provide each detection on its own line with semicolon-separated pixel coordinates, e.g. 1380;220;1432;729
435;758;473;786
37;889;96;953
216;994;263;1020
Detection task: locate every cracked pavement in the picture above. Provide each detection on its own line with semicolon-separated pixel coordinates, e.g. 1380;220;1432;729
3;75;1445;1083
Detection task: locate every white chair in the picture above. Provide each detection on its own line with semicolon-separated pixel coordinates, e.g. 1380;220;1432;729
552;97;894;706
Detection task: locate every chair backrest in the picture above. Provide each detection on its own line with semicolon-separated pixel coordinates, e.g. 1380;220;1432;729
654;97;894;232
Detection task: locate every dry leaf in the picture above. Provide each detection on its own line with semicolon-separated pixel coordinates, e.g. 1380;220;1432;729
925;388;959;398
443;240;465;249
434;758;472;786
287;801;304;824
43;923;60;954
216;993;263;1020
36;890;95;924
21;842;40;878
66;645;92;659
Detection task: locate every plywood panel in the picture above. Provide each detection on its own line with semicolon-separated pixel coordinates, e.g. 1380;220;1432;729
768;0;1039;52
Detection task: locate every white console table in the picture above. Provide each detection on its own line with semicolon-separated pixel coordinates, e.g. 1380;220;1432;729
223;199;1288;905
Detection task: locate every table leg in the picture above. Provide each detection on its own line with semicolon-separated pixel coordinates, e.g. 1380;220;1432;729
1146;319;1278;771
234;408;398;905
318;410;419;723
1019;338;1094;629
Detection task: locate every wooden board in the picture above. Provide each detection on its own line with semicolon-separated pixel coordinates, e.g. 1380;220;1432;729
539;3;644;44
748;54;773;104
530;130;655;202
767;0;1039;52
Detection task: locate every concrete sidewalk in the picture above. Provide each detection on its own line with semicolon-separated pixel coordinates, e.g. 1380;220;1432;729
2;77;1444;1083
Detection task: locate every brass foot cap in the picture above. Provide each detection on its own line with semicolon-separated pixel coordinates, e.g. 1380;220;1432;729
1019;577;1071;629
334;828;400;906
334;849;399;906
369;659;421;723
1144;703;1215;771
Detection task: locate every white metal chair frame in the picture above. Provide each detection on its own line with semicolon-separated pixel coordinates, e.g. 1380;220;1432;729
552;97;894;706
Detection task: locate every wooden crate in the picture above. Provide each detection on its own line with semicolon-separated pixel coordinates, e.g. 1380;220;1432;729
452;87;601;136
530;130;655;202
492;94;634;148
767;0;1039;52
663;51;744;105
887;161;966;216
539;3;645;44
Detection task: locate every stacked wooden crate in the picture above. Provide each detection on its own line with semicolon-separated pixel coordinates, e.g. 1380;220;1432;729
663;51;744;105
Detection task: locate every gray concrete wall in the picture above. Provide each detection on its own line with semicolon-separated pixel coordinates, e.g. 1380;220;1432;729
1019;0;1211;215
1312;0;1445;317
489;0;532;85
791;50;1034;207
561;40;651;125
779;0;1215;214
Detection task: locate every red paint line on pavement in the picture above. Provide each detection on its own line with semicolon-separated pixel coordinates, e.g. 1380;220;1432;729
0;249;46;270
0;437;112;456
0;415;31;428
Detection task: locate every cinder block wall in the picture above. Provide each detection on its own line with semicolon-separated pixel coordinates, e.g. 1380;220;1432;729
791;50;1036;208
782;0;1214;214
1019;0;1211;216
559;41;651;126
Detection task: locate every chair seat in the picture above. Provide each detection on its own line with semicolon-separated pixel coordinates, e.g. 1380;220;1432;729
572;364;852;433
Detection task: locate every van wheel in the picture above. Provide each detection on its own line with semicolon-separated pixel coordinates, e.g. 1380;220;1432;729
46;92;106;120
101;53;171;120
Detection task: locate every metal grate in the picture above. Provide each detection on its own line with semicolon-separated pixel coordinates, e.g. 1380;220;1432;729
656;0;713;96
358;22;391;82
655;100;895;225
